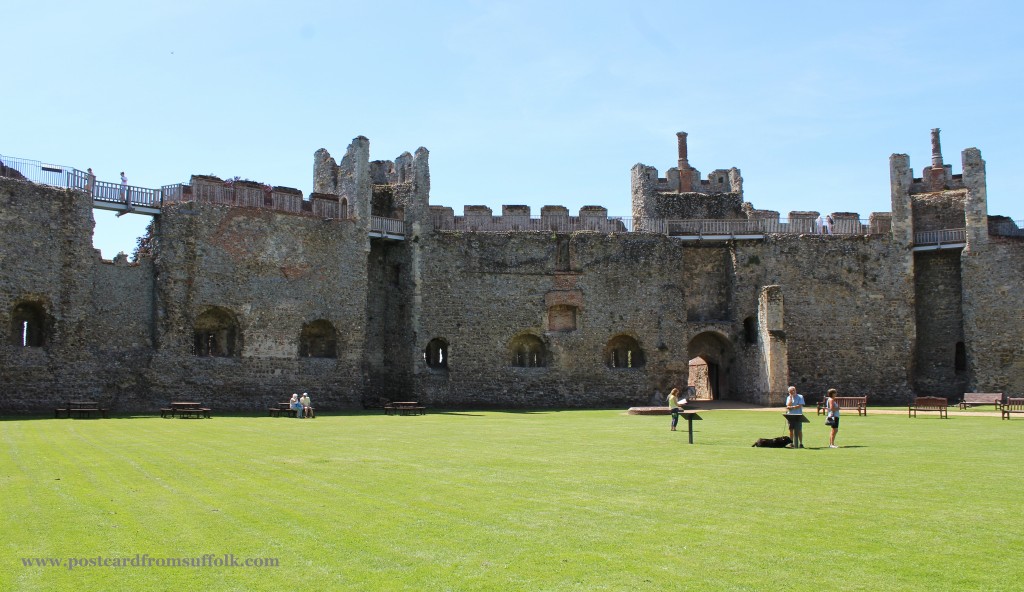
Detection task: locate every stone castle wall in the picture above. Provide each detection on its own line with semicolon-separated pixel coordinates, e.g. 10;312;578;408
406;229;918;407
912;250;967;397
2;131;1021;414
961;237;1024;394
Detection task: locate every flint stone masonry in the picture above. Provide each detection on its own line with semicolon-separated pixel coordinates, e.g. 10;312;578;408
2;130;1022;413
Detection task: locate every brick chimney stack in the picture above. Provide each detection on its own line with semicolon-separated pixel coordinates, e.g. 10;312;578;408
930;128;943;169
676;131;691;193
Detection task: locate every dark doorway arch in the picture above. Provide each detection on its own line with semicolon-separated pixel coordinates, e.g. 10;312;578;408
424;338;449;369
299;320;338;358
193;307;241;357
10;301;49;347
687;331;734;400
604;334;645;369
508;333;547;368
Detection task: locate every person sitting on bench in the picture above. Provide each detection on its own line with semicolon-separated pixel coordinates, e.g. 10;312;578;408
289;393;303;419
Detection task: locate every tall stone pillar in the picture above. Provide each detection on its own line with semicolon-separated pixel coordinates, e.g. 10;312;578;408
889;153;914;248
631;163;658;232
962;147;988;250
758;285;788;406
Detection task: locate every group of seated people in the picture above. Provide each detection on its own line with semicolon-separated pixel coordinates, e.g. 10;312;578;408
289;393;314;418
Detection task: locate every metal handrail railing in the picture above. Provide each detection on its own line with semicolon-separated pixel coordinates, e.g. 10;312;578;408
371;216;405;236
1;153;162;208
914;228;966;246
1;154;78;188
430;215;886;236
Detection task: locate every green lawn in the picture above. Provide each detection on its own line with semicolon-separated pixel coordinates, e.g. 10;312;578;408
1;410;1021;591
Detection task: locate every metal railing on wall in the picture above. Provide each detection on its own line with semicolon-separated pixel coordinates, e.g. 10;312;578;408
371;215;405;236
430;215;886;236
1;153;162;208
913;228;966;246
0;154;78;188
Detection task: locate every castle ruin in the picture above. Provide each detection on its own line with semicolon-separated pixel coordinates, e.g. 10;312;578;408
2;129;1021;413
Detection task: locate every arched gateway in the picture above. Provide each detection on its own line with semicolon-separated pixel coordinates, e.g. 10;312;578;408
687;331;734;401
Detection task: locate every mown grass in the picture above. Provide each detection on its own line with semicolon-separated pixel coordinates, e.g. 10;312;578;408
1;410;1021;591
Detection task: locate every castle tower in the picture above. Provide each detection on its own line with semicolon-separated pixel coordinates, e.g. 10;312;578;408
313;136;372;226
630;132;744;225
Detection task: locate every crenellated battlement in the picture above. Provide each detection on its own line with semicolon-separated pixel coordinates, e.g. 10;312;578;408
429;204;628;233
163;175;348;219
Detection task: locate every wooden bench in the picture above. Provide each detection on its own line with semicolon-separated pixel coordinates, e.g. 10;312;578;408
1001;398;1024;420
385;402;425;416
176;407;212;419
959;392;1004;410
908;396;949;418
816;396;868;416
162;402;212;418
268;402;314;418
56;401;109;419
269;403;299;417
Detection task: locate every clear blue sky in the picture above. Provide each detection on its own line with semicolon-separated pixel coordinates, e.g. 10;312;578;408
5;0;1022;258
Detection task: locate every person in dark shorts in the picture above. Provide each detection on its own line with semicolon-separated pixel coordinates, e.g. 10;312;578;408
825;388;840;448
785;386;805;448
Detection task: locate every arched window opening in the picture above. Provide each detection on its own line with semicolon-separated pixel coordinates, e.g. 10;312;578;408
424;338;448;369
10;302;47;347
744;316;757;344
509;334;547;368
340;197;349;218
605;335;645;369
299;320;338;358
193;307;240;357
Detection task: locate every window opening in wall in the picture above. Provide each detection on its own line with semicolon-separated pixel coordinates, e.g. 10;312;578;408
340;197;349;218
718;176;724;184
744;316;757;344
509;334;547;368
555;237;570;271
425;338;448;369
605;335;645;369
193;307;240;357
10;302;47;347
547;304;577;332
299;320;338;358
954;341;966;373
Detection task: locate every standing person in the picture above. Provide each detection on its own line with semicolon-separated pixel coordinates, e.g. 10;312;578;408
300;392;313;418
785;386;805;448
667;387;686;431
120;171;132;209
825;388;840;448
85;168;95;195
816;214;826;235
825;214;835;235
289;393;303;418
